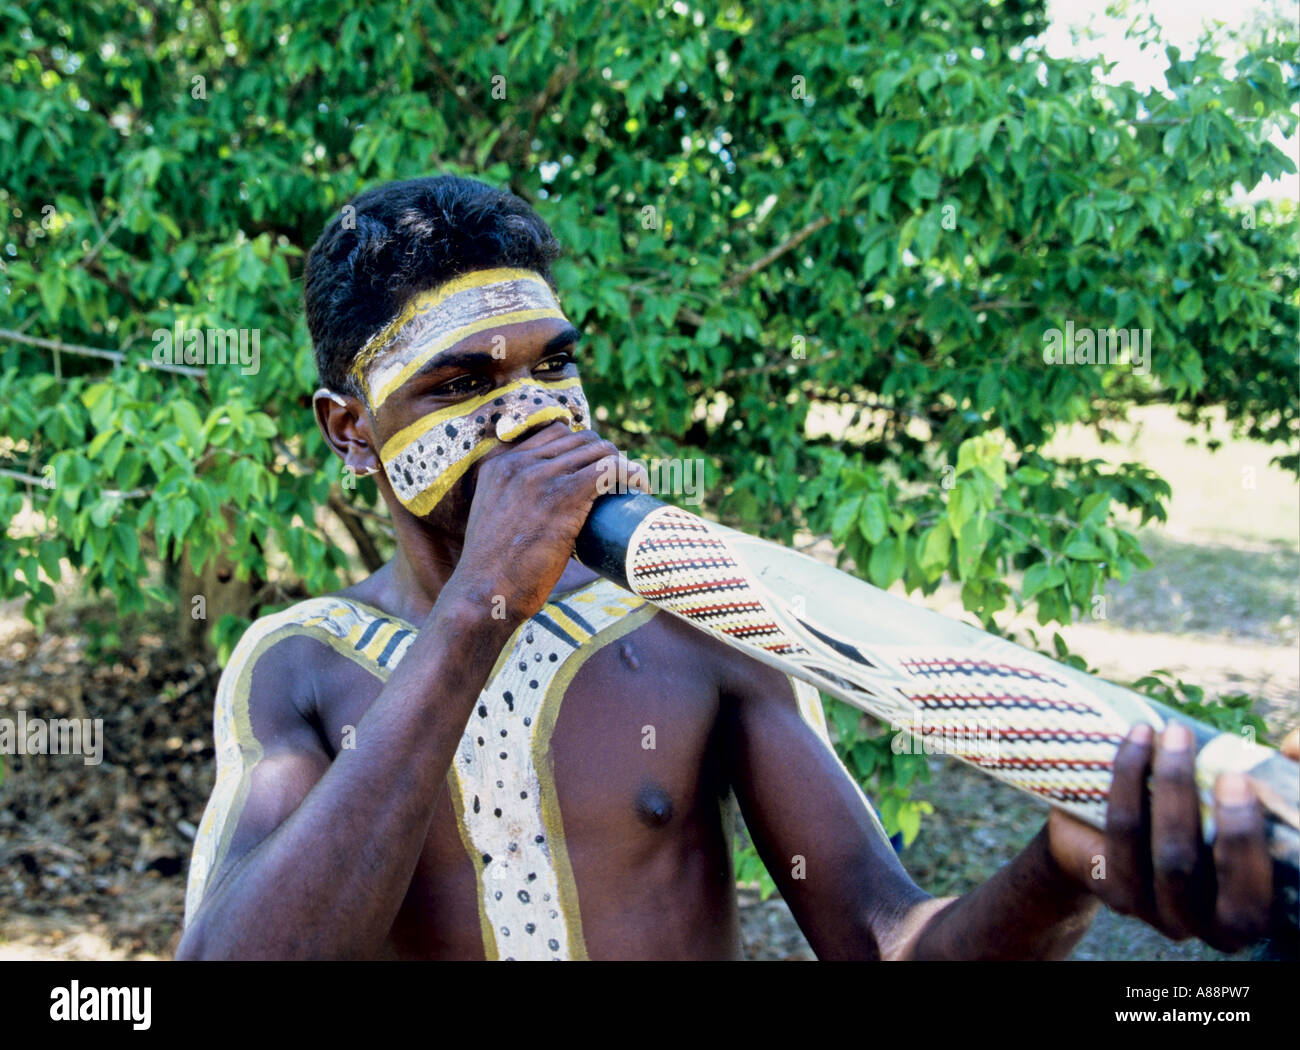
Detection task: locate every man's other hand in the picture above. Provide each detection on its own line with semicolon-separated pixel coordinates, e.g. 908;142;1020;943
1044;722;1285;953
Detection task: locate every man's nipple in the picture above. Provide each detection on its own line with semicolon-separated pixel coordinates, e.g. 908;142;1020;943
635;783;674;828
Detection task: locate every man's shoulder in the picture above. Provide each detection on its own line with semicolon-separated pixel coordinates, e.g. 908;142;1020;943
221;594;418;688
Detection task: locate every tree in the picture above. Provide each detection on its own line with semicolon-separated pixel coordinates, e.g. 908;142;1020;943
2;0;1296;850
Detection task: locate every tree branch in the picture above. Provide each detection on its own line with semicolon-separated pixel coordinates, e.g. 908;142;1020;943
75;196;135;273
720;212;838;292
0;466;148;500
329;490;385;572
0;328;208;378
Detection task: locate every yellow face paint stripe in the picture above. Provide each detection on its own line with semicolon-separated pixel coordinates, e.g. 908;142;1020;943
377;384;512;460
379;376;583;461
350;267;557;380
400;439;497;518
370;306;566;410
494;404;574;442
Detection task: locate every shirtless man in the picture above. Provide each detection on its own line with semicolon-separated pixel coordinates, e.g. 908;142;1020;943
175;175;1279;960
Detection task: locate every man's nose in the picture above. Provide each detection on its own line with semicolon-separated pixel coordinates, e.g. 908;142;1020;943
494;383;579;442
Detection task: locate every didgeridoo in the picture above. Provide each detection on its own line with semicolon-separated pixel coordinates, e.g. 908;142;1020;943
574;492;1300;942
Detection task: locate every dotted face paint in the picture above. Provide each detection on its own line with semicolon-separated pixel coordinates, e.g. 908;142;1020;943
351;267;588;518
379;376;590;517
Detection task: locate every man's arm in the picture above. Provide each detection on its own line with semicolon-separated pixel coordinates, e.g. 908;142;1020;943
176;591;518;960
722;652;1276;959
719;654;1102;960
178;421;634;959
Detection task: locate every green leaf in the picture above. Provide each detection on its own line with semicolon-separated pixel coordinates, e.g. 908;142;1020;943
1063;532;1106;561
946;480;976;533
955;515;992;581
919;521;952;575
831;495;863;544
950;129;977;175
858;492;888;544
1177;289;1204;324
1072;205;1097;244
867;537;906;589
1023;562;1066;598
1079;491;1110;526
909;167;941;201
89;498;114;528
1012;466;1049;485
36;541;62;582
174;401;204;452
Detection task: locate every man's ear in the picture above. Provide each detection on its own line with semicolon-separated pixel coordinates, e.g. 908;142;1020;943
312;388;381;476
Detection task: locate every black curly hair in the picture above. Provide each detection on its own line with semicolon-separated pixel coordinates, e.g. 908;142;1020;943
304;175;562;396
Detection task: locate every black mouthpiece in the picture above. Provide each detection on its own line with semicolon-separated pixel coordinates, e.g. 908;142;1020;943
574;492;665;591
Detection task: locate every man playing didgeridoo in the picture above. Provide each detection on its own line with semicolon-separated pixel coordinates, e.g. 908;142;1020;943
177;175;1287;960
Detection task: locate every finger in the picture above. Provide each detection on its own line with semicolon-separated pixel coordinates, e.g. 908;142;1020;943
1150;722;1211;940
1046;808;1107;889
542;437;620;480
621;455;651;494
571;451;626;496
1207;773;1272;951
527;426;606;462
1102;723;1155;917
511;419;585;451
1281;728;1299;762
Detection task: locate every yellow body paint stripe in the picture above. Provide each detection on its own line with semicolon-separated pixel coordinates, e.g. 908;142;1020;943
449;616;536;961
446;764;502;960
541;606;593;645
532;602;658;960
361;621;402;663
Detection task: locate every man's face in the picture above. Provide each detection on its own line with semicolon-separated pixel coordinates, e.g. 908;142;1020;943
355;268;591;533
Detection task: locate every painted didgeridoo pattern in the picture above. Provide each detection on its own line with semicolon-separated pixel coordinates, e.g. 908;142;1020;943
575;493;1300;940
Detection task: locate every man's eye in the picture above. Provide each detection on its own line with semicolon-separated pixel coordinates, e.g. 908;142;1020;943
431;374;484;397
535;353;574;373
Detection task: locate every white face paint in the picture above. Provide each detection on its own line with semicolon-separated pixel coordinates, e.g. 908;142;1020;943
353;268;590;518
351;267;570;410
379;376;590;517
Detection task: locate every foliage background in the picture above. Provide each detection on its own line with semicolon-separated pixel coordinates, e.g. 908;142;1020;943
2;0;1297;889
